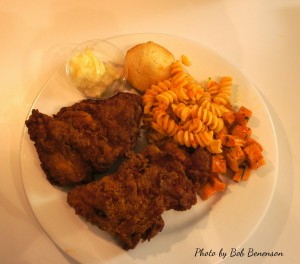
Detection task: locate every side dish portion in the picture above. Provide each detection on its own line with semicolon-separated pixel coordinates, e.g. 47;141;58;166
140;55;265;199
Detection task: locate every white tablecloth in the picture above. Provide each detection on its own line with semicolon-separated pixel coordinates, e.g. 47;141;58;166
1;0;299;263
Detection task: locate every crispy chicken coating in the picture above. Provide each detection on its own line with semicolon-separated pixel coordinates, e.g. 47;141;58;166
67;145;197;250
25;92;143;186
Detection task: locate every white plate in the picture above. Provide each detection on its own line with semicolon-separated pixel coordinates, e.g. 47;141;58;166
20;34;278;264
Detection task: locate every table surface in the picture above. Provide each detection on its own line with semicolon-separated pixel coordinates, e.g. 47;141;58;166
1;0;299;263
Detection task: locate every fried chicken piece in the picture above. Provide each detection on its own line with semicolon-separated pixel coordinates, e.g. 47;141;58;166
155;140;218;196
67;145;197;250
141;144;197;211
54;92;142;148
25;92;143;186
187;147;214;195
67;151;165;250
25;110;94;185
155;139;192;167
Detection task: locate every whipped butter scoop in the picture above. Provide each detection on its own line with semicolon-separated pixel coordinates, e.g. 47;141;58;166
66;40;127;99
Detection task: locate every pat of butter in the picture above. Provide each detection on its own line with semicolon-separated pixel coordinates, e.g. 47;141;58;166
68;48;105;88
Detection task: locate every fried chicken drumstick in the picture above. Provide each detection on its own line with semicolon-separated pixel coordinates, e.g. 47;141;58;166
25;92;143;186
67;144;197;250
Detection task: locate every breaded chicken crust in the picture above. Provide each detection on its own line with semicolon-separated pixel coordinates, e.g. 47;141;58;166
25;92;143;186
67;144;197;250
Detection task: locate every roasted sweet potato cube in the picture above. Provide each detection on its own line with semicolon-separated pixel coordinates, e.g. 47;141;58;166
211;155;227;174
254;158;266;169
235;106;252;126
244;137;263;151
225;146;245;171
199;182;217;200
209;173;226;192
221;135;246;148
231;124;252;140
199;173;226;200
233;163;252;182
222;110;236;127
243;142;264;169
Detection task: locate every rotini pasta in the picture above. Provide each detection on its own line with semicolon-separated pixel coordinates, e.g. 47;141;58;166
153;110;179;136
197;91;230;117
197;91;211;106
185;81;204;102
142;58;233;153
173;130;214;148
170;60;185;76
189;105;224;132
206;78;219;95
182;118;207;133
171;102;224;132
143;80;172;114
156;90;178;105
171;103;192;122
152;79;172;94
212;76;232;105
142;94;155;114
209;102;229;117
181;54;192;66
170;60;202;102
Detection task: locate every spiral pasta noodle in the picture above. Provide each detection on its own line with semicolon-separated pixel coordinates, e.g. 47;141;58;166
170;59;185;76
171;103;224;132
156;90;178;105
173;130;214;148
153;110;179;136
197;91;229;117
182;118;207;133
206;78;220;95
189;105;224;132
212;76;232;105
143;80;172;113
169;60;203;102
186;82;204;102
171;103;192;122
142;58;233;153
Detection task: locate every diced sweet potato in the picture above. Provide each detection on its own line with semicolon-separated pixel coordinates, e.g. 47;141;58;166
222;110;236;127
210;173;226;191
255;158;265;169
244;137;263;151
211;155;227;174
199;182;217;200
225;146;245;171
235;106;252;126
199;173;226;200
231;124;252;140
243;142;264;169
221;135;246;147
233;163;252;182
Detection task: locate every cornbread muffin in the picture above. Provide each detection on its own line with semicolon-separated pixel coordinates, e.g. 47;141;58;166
125;41;175;92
